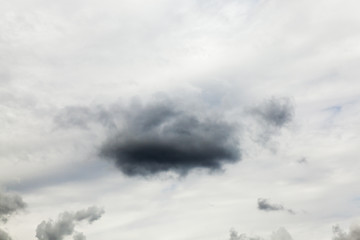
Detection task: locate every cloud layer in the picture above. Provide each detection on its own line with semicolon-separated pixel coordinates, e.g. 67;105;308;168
36;206;104;240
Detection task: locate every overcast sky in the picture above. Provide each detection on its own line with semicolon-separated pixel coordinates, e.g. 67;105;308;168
1;0;360;239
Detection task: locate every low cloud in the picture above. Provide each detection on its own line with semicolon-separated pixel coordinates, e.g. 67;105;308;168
54;96;294;178
0;191;26;223
257;198;295;214
332;224;360;240
36;206;104;240
228;227;293;240
100;100;240;177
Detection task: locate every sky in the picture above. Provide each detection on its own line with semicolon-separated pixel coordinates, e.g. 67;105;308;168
1;0;360;239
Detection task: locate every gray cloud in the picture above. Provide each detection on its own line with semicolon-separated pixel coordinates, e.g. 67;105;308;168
0;228;12;240
73;232;86;240
228;227;293;240
249;97;294;145
100;100;240;177
229;229;262;240
297;157;308;164
35;206;104;240
257;198;295;214
251;97;294;128
54;106;116;130
271;228;293;240
332;224;360;240
54;96;294;178
0;191;26;223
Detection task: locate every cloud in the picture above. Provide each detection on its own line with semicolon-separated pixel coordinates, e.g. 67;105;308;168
35;206;104;240
73;232;86;240
332;224;360;240
270;228;293;240
0;228;12;240
99;99;240;177
0;191;27;223
53;96;294;178
251;97;294;128
228;227;293;240
257;198;295;214
229;229;262;240
54;106;116;130
249;97;294;145
297;157;307;164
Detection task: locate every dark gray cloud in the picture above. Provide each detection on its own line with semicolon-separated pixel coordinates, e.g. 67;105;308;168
35;206;104;240
0;191;26;223
0;228;12;240
100;100;240;177
332;224;360;240
257;198;295;214
54;96;294;178
258;198;284;211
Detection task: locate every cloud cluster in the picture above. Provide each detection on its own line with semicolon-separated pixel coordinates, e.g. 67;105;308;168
36;206;104;240
332;224;360;240
257;198;295;215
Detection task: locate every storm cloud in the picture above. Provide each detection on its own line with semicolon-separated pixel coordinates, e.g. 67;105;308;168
54;97;294;177
100;100;240;177
0;191;26;223
257;198;295;214
332;224;360;240
35;206;104;240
